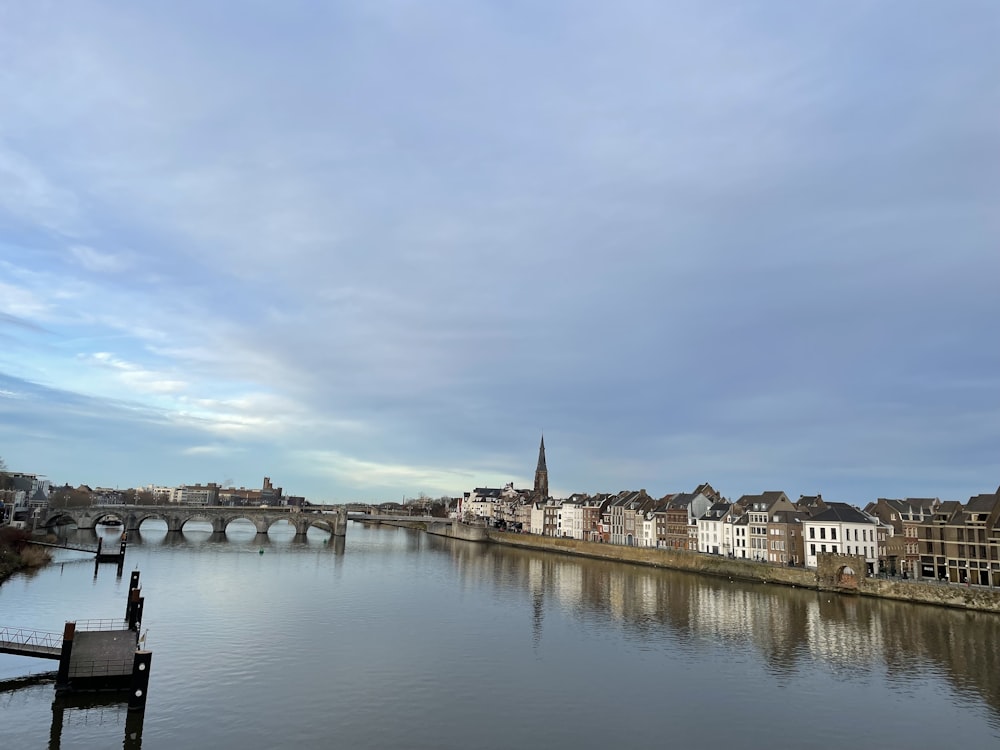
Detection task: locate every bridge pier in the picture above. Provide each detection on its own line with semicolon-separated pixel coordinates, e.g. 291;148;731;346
166;516;184;533
212;518;227;534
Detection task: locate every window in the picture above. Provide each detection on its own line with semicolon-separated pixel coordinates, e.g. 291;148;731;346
831;528;837;540
809;528;815;539
810;544;816;555
820;528;827;540
821;544;827;553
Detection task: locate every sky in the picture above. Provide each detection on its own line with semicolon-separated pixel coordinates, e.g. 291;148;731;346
1;1;998;504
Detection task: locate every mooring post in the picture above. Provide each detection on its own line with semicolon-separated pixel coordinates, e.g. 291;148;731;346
126;571;140;619
116;536;128;576
128;650;152;712
128;593;144;631
94;537;103;574
54;622;76;694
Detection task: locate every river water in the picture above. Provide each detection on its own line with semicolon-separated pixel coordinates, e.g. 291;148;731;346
1;520;999;749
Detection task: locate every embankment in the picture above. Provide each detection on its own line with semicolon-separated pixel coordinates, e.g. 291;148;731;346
484;529;1000;614
0;530;52;585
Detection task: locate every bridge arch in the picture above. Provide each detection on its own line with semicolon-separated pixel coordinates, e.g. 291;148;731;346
42;512;79;530
92;510;126;525
299;517;337;536
131;511;172;530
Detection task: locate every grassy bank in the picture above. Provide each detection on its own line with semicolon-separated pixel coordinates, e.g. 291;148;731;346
0;527;52;584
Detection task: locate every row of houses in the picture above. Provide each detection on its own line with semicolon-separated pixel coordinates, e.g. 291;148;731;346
459;483;1000;584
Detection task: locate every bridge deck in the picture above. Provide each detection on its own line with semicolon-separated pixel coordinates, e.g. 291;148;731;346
0;627;63;660
26;540;98;554
0;644;61;659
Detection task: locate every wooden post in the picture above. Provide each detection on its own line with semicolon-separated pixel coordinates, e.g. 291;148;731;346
55;622;76;694
128;650;152;711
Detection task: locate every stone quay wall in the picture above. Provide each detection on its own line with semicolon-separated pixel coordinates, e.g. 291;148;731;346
483;530;1000;614
374;518;490;542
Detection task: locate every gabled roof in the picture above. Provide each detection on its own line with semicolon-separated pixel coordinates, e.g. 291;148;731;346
965;493;1000;513
699;501;732;521
770;509;808;524
738;491;790;510
796;494;826;510
807;502;874;525
669;492;699;508
473;487;503;498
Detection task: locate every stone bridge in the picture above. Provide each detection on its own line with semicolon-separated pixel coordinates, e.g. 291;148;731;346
44;505;348;537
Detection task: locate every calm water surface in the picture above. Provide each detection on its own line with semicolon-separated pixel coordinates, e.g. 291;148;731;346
1;521;999;749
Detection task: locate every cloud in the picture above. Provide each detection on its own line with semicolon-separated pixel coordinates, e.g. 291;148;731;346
303;450;480;497
181;444;239;457
0;2;996;502
0;144;82;234
69;244;130;273
82;352;187;395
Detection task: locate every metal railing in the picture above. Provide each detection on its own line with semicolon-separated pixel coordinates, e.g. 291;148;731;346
68;657;134;679
74;619;131;632
0;625;63;651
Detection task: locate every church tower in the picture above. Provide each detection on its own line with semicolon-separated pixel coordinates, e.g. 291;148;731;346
533;435;549;502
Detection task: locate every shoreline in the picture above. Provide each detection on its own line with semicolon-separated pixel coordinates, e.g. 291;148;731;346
368;518;1000;615
484;529;1000;614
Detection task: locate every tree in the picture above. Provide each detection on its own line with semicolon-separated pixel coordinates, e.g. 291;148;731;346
0;457;12;492
48;486;93;509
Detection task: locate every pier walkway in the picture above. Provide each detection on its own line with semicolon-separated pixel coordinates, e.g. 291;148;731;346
0;626;63;659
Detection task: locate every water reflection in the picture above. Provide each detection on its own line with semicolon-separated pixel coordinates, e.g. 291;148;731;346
432;534;1000;723
48;692;144;750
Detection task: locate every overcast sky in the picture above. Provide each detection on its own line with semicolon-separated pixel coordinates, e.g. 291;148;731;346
1;1;997;504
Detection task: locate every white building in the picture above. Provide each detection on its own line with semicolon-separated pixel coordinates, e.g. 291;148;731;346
530;503;545;535
801;502;881;574
558;500;582;539
698;502;732;555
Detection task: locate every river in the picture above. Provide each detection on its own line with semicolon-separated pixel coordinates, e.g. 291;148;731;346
1;520;998;749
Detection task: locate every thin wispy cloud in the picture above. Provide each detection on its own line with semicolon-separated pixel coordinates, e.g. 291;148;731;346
0;1;996;501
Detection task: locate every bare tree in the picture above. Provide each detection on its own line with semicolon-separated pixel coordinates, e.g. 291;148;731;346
48;487;93;509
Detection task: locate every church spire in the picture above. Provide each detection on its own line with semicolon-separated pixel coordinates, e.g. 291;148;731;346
534;435;548;501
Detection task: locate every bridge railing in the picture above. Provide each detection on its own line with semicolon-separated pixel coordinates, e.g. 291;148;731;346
0;626;63;650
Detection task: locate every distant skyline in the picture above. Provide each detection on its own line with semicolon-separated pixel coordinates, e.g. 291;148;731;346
1;2;998;503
